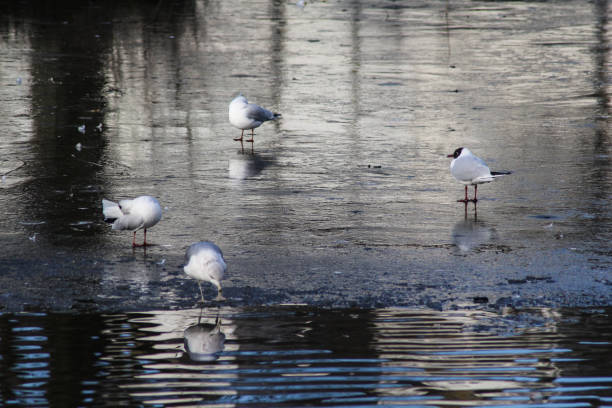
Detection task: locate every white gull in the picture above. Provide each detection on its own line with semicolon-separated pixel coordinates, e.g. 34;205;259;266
448;147;511;202
102;195;162;247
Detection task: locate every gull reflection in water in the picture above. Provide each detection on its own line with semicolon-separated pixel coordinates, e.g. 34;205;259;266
228;151;269;180
183;312;225;362
452;203;497;252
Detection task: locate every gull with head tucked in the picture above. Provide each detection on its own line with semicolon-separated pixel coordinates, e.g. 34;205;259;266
229;94;280;150
447;147;512;203
102;195;162;247
184;241;227;303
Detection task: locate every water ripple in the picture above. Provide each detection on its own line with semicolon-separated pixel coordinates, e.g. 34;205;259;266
2;306;610;406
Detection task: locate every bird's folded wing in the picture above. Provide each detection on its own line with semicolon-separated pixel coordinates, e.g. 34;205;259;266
246;103;275;121
112;214;145;231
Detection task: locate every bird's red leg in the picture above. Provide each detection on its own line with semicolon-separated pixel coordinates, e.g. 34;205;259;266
472;185;478;202
246;129;254;143
132;230;149;247
234;129;244;141
457;185;469;203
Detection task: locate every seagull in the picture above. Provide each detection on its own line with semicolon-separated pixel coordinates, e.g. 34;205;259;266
183;241;227;303
229;94;280;149
102;195;162;247
447;147;511;202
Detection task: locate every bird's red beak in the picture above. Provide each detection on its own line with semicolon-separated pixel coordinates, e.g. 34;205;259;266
447;154;454;157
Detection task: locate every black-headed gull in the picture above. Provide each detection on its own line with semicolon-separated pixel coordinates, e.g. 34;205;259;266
183;241;227;303
229;94;280;149
447;147;511;202
102;195;162;247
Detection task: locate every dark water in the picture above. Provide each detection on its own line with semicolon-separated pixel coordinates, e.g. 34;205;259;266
1;307;611;407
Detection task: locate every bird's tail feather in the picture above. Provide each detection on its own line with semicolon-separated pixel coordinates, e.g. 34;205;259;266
102;199;123;221
491;170;512;176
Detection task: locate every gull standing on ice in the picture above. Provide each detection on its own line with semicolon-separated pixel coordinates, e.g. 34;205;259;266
448;147;512;203
102;195;162;247
184;241;227;303
229;94;280;149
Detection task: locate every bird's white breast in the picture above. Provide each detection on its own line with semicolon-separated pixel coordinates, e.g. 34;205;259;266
229;101;257;130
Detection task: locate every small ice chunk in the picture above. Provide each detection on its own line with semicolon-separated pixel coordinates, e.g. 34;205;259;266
157;259;166;265
75;142;82;151
96;123;103;131
70;221;93;226
77;124;86;134
20;221;46;225
16;77;22;85
29;233;37;242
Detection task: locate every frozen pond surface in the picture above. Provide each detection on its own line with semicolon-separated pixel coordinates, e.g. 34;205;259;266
0;0;611;311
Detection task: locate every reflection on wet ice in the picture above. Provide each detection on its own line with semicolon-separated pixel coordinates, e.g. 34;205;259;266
452;204;497;252
228;152;270;180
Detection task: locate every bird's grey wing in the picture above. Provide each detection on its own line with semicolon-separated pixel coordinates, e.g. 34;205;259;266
207;242;223;258
471;155;490;171
185;241;224;262
245;103;275;122
185;243;200;263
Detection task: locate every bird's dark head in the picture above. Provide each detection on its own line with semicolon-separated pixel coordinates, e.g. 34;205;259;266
447;147;464;159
